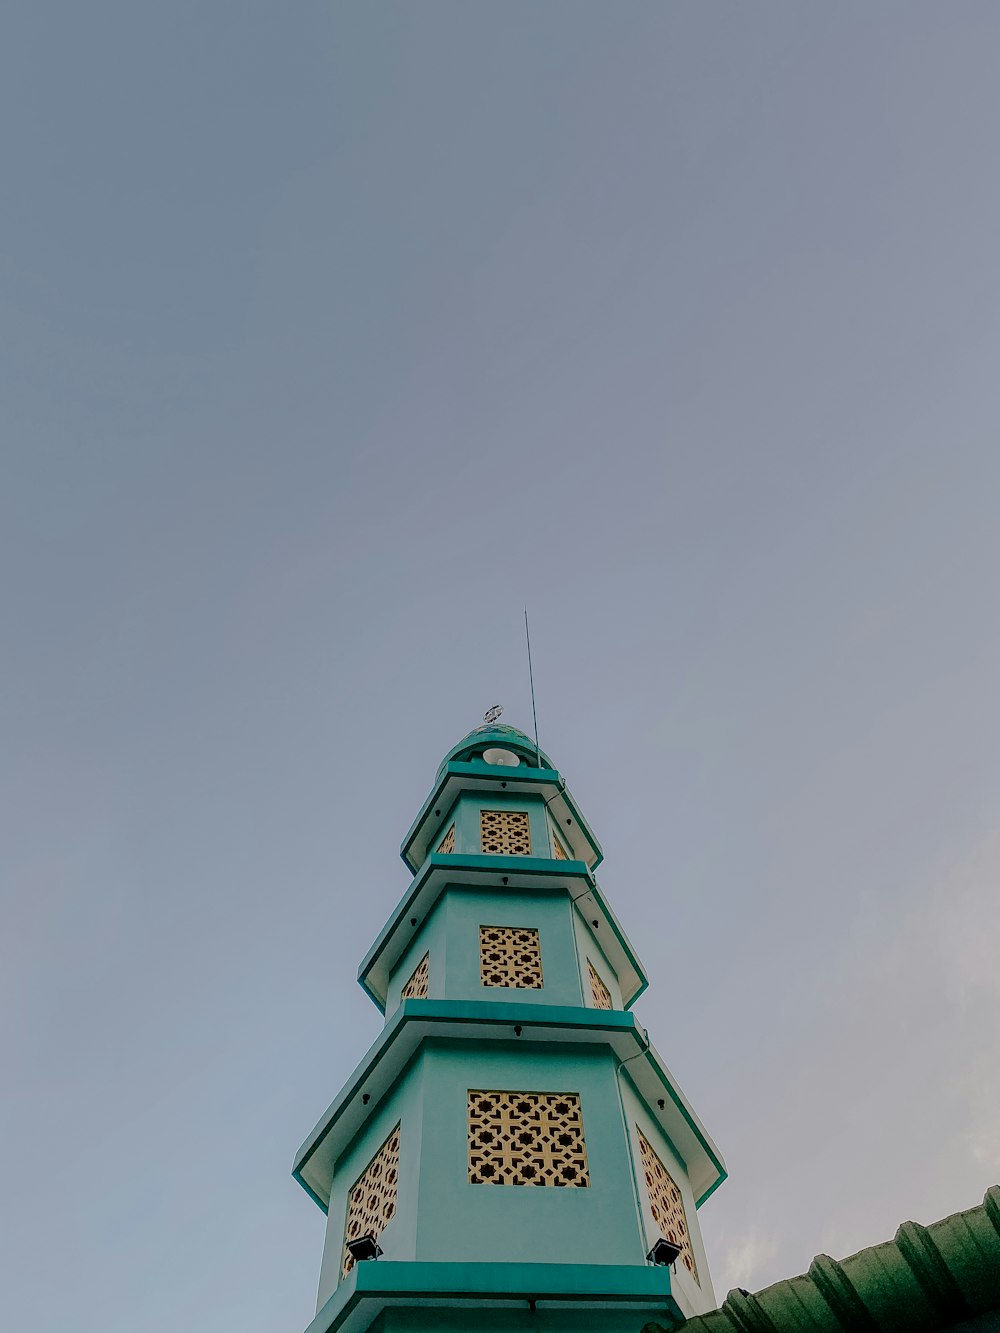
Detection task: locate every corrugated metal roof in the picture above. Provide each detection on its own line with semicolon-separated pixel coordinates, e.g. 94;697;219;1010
652;1186;1000;1333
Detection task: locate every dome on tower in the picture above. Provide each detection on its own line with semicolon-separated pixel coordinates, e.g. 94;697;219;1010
436;722;554;778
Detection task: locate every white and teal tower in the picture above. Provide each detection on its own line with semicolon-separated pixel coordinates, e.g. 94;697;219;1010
293;721;727;1333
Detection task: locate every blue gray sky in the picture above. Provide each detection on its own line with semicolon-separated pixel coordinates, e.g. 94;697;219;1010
3;4;1000;1329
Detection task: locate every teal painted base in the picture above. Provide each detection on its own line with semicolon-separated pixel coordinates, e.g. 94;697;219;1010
306;1261;684;1333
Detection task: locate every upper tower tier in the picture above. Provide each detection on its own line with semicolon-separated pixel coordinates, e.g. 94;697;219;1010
400;722;603;872
358;724;647;1015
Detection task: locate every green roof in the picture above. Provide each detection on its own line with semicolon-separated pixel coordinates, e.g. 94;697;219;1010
651;1186;1000;1333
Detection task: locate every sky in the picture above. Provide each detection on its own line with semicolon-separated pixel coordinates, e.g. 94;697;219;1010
2;3;1000;1329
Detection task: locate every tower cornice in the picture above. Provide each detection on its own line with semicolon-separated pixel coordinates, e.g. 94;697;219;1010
293;998;727;1216
305;1259;685;1333
358;854;647;1012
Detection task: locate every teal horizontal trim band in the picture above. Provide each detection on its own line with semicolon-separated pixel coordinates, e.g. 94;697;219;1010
405;996;637;1031
306;1260;680;1333
431;852;589;876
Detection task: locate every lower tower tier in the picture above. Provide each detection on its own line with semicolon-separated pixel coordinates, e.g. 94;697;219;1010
295;1001;725;1333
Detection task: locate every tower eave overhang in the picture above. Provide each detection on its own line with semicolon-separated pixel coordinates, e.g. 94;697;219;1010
305;1260;685;1333
293;999;727;1215
358;855;647;1011
400;762;603;874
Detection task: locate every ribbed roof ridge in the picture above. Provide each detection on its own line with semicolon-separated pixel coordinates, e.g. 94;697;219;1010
645;1186;1000;1333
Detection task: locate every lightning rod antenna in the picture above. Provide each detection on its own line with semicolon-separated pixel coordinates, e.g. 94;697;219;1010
524;607;541;768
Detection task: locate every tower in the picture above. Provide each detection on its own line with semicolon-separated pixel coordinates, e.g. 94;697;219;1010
293;721;727;1333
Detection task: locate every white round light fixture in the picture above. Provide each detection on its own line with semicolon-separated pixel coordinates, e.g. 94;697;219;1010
483;747;520;767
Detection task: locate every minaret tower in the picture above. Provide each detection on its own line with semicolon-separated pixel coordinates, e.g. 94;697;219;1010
293;720;727;1333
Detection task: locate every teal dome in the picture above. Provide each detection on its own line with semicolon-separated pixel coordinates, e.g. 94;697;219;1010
437;723;554;777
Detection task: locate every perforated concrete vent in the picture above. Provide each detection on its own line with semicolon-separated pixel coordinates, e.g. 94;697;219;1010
480;925;543;989
437;824;455;854
342;1125;400;1278
588;961;613;1010
637;1128;698;1282
551;826;570;860
400;953;429;1001
480;809;531;855
468;1090;590;1187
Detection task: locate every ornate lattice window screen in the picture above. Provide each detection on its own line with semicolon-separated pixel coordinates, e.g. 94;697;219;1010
437;824;455;854
480;926;543;989
468;1091;590;1186
342;1125;401;1278
480;809;531;855
588;961;613;1010
551;827;569;860
400;953;429;1001
637;1129;698;1281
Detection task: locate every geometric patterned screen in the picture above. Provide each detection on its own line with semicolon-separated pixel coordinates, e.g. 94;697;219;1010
480;809;531;855
400;952;429;1001
437;824;456;854
636;1128;698;1281
588;961;613;1010
468;1090;590;1186
341;1124;401;1277
480;926;543;989
551;825;570;860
